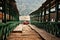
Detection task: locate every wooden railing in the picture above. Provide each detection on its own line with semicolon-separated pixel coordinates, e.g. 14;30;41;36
0;21;20;40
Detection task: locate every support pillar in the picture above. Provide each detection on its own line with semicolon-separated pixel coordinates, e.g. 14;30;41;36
3;0;7;23
55;0;59;22
48;1;51;22
41;10;42;22
44;8;46;22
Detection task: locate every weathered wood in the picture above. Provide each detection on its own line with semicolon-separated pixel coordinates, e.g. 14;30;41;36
7;24;42;40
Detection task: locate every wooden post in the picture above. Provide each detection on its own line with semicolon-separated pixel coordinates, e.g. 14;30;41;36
44;8;46;22
48;1;51;22
9;6;11;21
41;10;42;22
37;12;39;22
55;0;59;22
2;0;3;22
39;12;41;22
3;0;8;23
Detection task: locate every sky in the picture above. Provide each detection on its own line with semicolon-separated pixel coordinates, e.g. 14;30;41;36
15;0;46;16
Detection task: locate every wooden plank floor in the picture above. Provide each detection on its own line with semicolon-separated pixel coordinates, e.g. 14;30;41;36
7;24;42;40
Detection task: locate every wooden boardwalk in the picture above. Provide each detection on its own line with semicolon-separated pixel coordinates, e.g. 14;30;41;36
7;24;42;40
28;24;60;40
